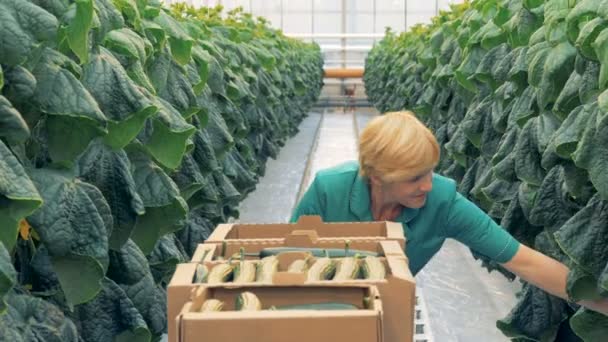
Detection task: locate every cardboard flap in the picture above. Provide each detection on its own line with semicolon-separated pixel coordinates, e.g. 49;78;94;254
385;222;406;240
379;241;405;257
205;224;233;241
191;244;217;263
190;287;207;311
295;215;324;227
386;257;415;281
284;230;319;246
169;263;198;286
272;271;307;285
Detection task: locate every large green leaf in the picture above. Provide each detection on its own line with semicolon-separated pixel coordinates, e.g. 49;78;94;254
553;69;583;119
76;140;145;249
153;10;193;66
508;45;530;87
0;0;58;66
514;118;545;186
112;0;142;31
566;267;603;302
572;103;608;199
73;277;150;342
28;169;110;306
205;103;235;158
31;48;108;164
174;211;214;257
146;51;200;118
147;234;187;285
222;149;257;194
171;152;205;201
555;194;608;281
497;283;569;342
93;0;125;43
462;96;493;148
592;27;608;88
1;65;37;110
576;18;607;61
550;103;595;159
0;242;16;314
127;147;188;255
504;7;542;47
0;96;30;145
509;85;538;127
492;127;520;181
0;141;42;250
67;0;93;64
570;307;608;341
501;194;543;248
108;240;166;338
137;97;196;170
0;292;78;341
531;42;577;110
579;59;601;104
213;169;241;209
190;116;220;174
103;28;150;62
528;165;581;232
81;48;158;150
566;0;602;46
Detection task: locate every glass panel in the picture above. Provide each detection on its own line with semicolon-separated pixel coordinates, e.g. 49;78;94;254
285;0;311;11
283;13;312;34
313;13;341;34
346;13;373;34
251;0;281;14
347;0;373;12
375;13;405;33
314;0;340;11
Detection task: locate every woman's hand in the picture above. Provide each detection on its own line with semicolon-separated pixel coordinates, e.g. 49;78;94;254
501;244;608;316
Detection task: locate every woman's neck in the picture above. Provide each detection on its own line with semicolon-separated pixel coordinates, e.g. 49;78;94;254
369;182;402;221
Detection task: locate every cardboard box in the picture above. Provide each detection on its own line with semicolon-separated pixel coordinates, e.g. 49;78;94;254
168;240;415;342
205;215;406;249
175;284;384;342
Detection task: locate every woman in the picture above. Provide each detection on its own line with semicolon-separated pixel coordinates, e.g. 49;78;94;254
290;111;608;315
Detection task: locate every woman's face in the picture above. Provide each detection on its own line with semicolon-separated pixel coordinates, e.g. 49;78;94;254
379;170;434;208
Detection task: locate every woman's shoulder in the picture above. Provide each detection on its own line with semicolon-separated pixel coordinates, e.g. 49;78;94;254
312;161;360;192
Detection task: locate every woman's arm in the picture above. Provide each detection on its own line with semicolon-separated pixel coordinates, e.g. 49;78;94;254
502;244;608;315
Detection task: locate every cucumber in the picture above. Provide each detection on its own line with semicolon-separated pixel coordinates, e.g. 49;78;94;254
235;292;262;311
259;247;380;258
270;302;359;310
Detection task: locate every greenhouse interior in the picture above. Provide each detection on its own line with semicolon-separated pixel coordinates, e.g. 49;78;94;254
1;0;607;341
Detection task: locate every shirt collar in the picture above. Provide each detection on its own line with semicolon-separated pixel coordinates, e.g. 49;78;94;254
349;172;420;223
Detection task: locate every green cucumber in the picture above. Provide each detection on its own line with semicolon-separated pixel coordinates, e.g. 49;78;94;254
270;302;359;310
259;247;380;258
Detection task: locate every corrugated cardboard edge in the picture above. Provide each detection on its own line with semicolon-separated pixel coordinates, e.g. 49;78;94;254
168;263;199;342
385;221;406;249
203;215;406;247
204;223;234;242
177;241;415;342
177;284;384;342
190;244;216;263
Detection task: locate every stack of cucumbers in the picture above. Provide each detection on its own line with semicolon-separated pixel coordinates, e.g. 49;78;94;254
194;243;388;283
198;292;368;312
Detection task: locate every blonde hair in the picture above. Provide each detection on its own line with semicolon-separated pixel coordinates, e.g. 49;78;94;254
358;111;440;183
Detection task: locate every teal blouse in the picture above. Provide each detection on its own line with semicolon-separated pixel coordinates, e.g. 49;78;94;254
290;161;520;275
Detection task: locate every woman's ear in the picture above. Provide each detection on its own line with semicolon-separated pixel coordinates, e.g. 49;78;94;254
369;174;383;186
